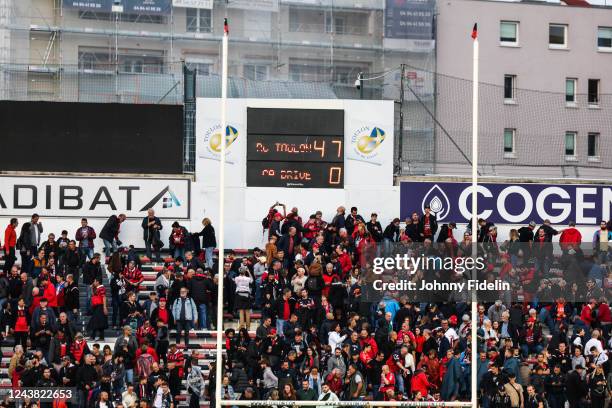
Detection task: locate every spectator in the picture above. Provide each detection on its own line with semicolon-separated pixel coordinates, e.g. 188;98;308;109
171;287;197;348
142;209;163;262
75;218;97;262
168;222;188;261
3;218;18;274
418;205;437;241
198;218;217;269
100;214;127;257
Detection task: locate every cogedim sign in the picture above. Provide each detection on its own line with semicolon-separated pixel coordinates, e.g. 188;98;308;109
0;176;190;219
401;181;612;225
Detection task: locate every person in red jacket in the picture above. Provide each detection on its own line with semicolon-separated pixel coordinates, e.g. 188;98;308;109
410;368;432;399
14;297;29;350
41;278;58;311
559;221;582;253
597;298;612;329
580;300;597;327
335;245;352;278
3;218;18;273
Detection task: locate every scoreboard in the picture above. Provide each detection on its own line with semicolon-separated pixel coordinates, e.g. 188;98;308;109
246;108;344;188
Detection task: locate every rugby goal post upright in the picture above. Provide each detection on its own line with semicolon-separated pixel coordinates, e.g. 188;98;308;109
215;17;230;408
470;23;480;408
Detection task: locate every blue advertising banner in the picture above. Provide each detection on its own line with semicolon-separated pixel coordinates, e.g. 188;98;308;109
64;0;171;14
400;181;612;225
384;0;435;40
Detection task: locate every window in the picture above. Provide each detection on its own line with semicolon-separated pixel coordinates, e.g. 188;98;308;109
504;75;516;101
504;129;515;156
244;64;268;81
549;24;568;48
588;79;600;105
185;61;212;76
598;27;612;50
588;133;600;159
565;132;576;158
325;13;346;34
186;8;212;33
565;78;577;104
500;21;518;45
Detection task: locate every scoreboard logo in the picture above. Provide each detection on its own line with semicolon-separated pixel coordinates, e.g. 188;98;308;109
203;124;239;157
351;126;386;160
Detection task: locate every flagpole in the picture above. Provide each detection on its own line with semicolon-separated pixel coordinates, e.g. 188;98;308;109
470;23;479;408
215;17;229;408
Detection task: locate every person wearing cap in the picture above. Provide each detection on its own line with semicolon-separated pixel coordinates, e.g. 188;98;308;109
31;295;57;331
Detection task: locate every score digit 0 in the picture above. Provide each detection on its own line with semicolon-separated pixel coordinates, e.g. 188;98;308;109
329;167;342;184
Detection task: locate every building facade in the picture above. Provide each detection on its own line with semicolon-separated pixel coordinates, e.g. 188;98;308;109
435;0;612;179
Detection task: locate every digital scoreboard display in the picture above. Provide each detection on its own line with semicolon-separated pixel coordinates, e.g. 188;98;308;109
246;108;344;189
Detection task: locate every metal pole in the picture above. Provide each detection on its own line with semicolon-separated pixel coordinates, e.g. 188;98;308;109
215;17;229;408
359;72;363;99
470;31;479;408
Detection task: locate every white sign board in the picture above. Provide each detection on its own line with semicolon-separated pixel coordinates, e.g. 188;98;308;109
227;0;279;12
194;98;395;248
172;0;213;9
0;176;191;219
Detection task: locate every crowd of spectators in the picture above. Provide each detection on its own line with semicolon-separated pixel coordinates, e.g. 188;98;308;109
0;204;611;408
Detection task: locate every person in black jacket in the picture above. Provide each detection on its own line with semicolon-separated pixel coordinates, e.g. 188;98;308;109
345;207;365;236
77;354;100;405
17;222;34;274
405;212;420;242
382;217;400;255
436;223;457;243
63;240;81;283
187;270;214;330
366;213;384;243
418;206;438;242
198;218;217;269
63;274;80;323
100;214;126;257
565;366;587;408
142;209;163;261
535;220;560;243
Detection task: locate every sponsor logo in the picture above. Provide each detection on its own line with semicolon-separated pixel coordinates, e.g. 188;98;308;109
140;186;182;211
351;126;386;160
402;182;612;225
203;124;239;157
421;184;450;221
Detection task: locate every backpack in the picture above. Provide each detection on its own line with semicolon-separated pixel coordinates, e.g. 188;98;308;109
136;352;154;377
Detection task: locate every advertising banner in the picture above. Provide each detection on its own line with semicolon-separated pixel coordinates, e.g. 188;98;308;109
400;181;612;225
0;176;190;219
172;0;213;8
384;0;435;40
64;0;172;14
226;0;279;12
